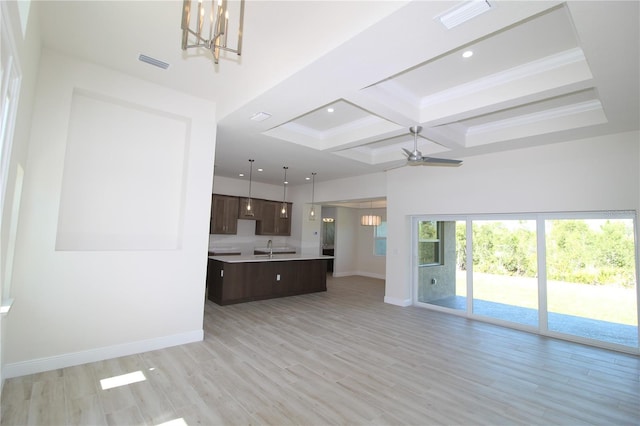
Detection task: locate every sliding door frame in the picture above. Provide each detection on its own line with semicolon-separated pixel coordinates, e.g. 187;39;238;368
412;210;640;354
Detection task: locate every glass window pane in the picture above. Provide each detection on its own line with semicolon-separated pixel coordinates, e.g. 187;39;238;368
417;221;465;311
418;220;442;265
419;221;438;240
418;242;438;265
374;221;387;256
545;218;638;347
471;220;538;327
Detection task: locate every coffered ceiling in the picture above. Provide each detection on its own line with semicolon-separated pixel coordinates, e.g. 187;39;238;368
37;1;639;186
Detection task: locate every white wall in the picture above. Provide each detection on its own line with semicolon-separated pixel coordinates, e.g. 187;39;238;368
333;207;358;277
385;131;640;306
4;49;217;377
296;201;323;256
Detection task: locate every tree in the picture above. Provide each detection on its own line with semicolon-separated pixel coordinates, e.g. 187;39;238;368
546;220;593;282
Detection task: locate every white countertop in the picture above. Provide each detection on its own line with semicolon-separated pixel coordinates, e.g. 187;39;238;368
209;254;334;263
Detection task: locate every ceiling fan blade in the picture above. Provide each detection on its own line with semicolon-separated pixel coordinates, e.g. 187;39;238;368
421;157;463;166
401;126;462;168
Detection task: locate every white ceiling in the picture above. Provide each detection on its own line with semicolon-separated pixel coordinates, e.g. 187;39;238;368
37;1;639;187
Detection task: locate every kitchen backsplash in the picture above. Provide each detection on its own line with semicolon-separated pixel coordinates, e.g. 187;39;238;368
209;220;293;255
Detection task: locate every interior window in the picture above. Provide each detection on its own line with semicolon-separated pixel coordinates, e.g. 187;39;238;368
417;220;442;266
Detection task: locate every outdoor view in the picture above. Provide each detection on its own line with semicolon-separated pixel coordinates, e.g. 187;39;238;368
545;219;637;346
418;216;638;349
467;220;539;327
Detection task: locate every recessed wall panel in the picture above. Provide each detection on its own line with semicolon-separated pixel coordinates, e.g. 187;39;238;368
56;90;190;250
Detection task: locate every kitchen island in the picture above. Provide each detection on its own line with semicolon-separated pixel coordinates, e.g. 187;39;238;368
207;253;332;305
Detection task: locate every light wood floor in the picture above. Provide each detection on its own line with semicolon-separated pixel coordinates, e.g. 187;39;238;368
2;275;639;425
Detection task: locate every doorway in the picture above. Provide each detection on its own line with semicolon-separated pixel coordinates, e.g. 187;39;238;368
321;210;335;273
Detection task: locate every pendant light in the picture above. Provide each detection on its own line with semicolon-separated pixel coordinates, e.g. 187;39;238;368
309;172;317;221
280;166;288;219
244;159;255;217
360;200;381;226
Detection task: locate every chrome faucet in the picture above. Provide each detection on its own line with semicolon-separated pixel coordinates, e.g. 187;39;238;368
267;239;273;257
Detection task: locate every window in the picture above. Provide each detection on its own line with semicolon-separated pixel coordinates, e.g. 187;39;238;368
417;220;442;266
1;4;22;210
374;220;387;256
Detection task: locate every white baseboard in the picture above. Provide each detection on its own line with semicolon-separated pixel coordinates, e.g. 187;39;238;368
356;271;385;280
331;271;357;278
331;271;385;280
384;296;412;307
3;329;203;379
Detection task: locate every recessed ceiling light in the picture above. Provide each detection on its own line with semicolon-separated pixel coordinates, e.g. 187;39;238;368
257;168;263;172
462;50;474;58
327;107;334;113
305;176;311;180
250;112;271;122
239;173;245;177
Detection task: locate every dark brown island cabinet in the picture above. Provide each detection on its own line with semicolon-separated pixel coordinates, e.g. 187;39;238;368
207;258;328;305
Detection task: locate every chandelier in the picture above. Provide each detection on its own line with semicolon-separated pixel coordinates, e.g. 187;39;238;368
361;200;381;226
181;0;245;64
360;214;382;226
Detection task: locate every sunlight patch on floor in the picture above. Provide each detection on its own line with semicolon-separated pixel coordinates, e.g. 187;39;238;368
99;370;146;390
156;418;188;426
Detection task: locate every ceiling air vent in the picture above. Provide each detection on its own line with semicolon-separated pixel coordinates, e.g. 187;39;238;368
437;0;492;30
250;112;272;122
138;54;170;70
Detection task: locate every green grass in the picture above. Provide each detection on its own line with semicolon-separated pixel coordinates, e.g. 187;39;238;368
456;271;638;325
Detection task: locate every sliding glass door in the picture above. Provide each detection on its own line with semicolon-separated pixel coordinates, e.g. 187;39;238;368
471;220;538;327
413;212;639;352
544;218;638;347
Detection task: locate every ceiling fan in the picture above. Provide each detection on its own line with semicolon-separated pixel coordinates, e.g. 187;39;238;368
403;126;462;167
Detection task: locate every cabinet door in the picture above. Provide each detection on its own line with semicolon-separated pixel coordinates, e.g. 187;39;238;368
210;195;239;234
302;259;328;293
271;260;302;295
221;262;273;302
255;201;292;236
255;201;277;235
275;203;292;235
207;259;225;304
246;262;276;299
